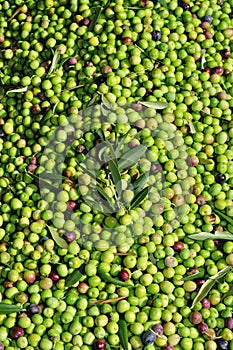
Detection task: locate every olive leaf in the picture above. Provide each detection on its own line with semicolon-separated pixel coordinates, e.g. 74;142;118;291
182;269;205;281
158;0;168;8
119;319;129;350
114;129;133;157
89;6;103;31
96;185;115;210
47;225;68;249
199;158;213;165
191;266;232;308
66;270;84;287
87;93;99;107
98;269;133;287
186;118;196;134
28;172;60;190
0;303;24;314
201;49;206;70
41;173;67;181
188;231;233;241
149;253;159;265
101;95;112;109
6;86;28;95
223;284;233;299
118;145;147;170
130;186;150;210
139;101;168;109
213;208;233;226
48;49;60;75
108;159;122;197
133;171;149;195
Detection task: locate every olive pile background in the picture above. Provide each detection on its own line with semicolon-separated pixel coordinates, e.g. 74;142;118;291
0;0;233;349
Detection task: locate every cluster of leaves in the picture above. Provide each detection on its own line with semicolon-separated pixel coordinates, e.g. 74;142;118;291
187;208;233;307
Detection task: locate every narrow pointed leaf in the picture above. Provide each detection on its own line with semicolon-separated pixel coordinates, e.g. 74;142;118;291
101;105;110;117
191;279;215;309
191;266;231;308
101;95;112;109
28;172;59;190
182;269;205;281
41;173;66;181
118;145;147;170
188;231;233;241
199;158;213;165
6;86;28;95
149;253;158;265
98;269;133;287
223;284;233;299
201;50;206;69
47;226;68;249
115;129;133;157
130;186;150;209
66;270;83;287
0;303;24;314
89;6;102;31
108;159;122;197
87;93;99;107
96;129;105;141
119;319;129;350
158;0;168;7
48;49;60;75
213;208;233;226
96;185;114;209
140;101;168;109
186;118;196;134
133;172;149;194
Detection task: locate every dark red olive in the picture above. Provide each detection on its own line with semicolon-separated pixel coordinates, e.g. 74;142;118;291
119;270;130;282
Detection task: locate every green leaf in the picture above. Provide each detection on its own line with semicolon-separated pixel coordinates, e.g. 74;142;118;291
118;145;147;170
41;173;66;181
47;225;68;249
98;269;133;287
139;101;168;109
133;172;149;194
106;344;111;350
199;158;213;165
158;0;168;8
201;49;206;70
89;6;103;32
213;208;233;226
66;270;83;287
6;86;28;95
186;118;196;134
130;186;150;209
108;159;122;197
223;284;233;299
114;129;133;157
28;172;60;190
101;105;110;117
191;266;231;308
149;253;158;265
87;93;99;107
188;231;233;241
119;319;129;350
101;95;112;109
96;185;115;209
0;303;24;314
48;49;60;75
191;278;215;309
182;269;205;281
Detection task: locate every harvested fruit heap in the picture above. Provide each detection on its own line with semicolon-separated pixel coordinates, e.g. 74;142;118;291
1;0;233;350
